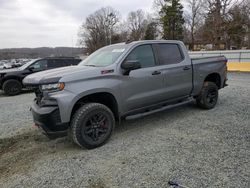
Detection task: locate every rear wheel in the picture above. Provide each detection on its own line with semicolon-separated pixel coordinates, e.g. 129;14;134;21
3;79;22;96
71;103;115;149
196;81;218;109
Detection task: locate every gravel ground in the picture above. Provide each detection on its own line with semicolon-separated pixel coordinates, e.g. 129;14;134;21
0;72;249;188
0;90;34;139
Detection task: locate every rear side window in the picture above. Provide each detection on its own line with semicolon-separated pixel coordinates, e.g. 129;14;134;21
65;59;81;66
157;44;184;65
48;59;65;68
126;45;155;68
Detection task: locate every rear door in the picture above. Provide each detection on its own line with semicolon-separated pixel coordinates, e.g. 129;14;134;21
156;43;192;99
120;44;166;112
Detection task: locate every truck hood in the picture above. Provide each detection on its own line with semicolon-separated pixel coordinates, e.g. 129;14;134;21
23;65;97;85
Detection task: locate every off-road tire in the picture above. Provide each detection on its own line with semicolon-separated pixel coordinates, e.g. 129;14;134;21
3;79;22;96
196;81;218;109
71;103;115;149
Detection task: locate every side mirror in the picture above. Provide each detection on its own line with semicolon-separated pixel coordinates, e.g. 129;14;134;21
121;60;141;71
28;67;34;72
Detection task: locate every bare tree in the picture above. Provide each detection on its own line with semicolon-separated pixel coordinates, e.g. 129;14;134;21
242;0;250;48
78;7;120;53
200;0;237;49
185;0;204;50
153;0;165;12
127;9;148;41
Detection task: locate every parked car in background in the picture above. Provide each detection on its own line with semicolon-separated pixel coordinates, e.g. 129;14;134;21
10;59;30;68
23;40;228;149
0;61;12;69
0;57;81;95
12;61;23;68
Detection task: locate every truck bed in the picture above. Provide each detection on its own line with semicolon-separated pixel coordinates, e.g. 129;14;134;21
190;56;227;96
191;56;227;64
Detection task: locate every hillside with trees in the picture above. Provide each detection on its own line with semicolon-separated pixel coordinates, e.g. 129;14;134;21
0;47;85;60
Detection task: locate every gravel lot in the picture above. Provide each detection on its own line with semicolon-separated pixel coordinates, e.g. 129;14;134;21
0;72;249;188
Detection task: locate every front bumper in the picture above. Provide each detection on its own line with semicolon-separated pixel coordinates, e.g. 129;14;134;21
31;102;69;139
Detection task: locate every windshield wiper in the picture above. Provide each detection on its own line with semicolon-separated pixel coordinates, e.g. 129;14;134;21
84;64;96;67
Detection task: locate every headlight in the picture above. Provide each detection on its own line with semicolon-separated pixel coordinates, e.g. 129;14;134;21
40;82;65;92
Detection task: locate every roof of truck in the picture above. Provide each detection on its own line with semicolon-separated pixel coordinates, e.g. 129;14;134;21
126;39;182;44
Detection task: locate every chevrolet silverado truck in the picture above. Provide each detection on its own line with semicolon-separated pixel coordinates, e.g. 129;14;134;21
0;57;81;95
23;40;228;149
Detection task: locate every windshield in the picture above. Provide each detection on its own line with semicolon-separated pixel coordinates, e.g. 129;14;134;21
79;44;127;67
18;59;38;70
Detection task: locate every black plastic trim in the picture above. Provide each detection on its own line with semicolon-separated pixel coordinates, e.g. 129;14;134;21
31;102;69;139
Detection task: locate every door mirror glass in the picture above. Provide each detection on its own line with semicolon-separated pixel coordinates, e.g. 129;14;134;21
121;60;141;71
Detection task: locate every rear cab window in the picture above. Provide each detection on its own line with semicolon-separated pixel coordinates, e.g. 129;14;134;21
157;43;184;65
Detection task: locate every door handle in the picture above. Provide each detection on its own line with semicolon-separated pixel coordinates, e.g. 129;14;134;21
152;71;161;75
183;66;191;70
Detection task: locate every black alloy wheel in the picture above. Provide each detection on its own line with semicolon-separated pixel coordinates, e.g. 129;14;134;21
206;88;217;106
196;81;218;109
71;103;115;149
82;112;110;142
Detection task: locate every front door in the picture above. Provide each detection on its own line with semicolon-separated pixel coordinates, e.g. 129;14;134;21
120;44;166;113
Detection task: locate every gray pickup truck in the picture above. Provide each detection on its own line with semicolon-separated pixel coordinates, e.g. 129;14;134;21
23;40;228;149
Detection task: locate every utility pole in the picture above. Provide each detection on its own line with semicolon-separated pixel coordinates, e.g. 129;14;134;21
106;13;116;45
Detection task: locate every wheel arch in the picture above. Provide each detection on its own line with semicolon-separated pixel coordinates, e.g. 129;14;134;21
70;92;120;122
204;72;221;88
2;76;23;86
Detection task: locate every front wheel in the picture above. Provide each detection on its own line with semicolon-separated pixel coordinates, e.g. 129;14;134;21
71;103;115;149
196;81;218;109
3;79;22;96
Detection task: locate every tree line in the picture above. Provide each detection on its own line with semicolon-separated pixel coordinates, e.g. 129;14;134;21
78;0;250;53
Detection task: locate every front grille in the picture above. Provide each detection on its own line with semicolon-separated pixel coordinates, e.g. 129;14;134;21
34;87;43;106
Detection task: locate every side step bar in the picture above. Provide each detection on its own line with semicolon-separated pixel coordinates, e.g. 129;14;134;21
125;98;194;120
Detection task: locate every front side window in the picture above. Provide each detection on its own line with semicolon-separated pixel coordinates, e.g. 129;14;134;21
29;60;48;70
157;44;184;65
126;45;156;68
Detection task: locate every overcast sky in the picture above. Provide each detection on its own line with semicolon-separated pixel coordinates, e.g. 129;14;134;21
0;0;157;49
